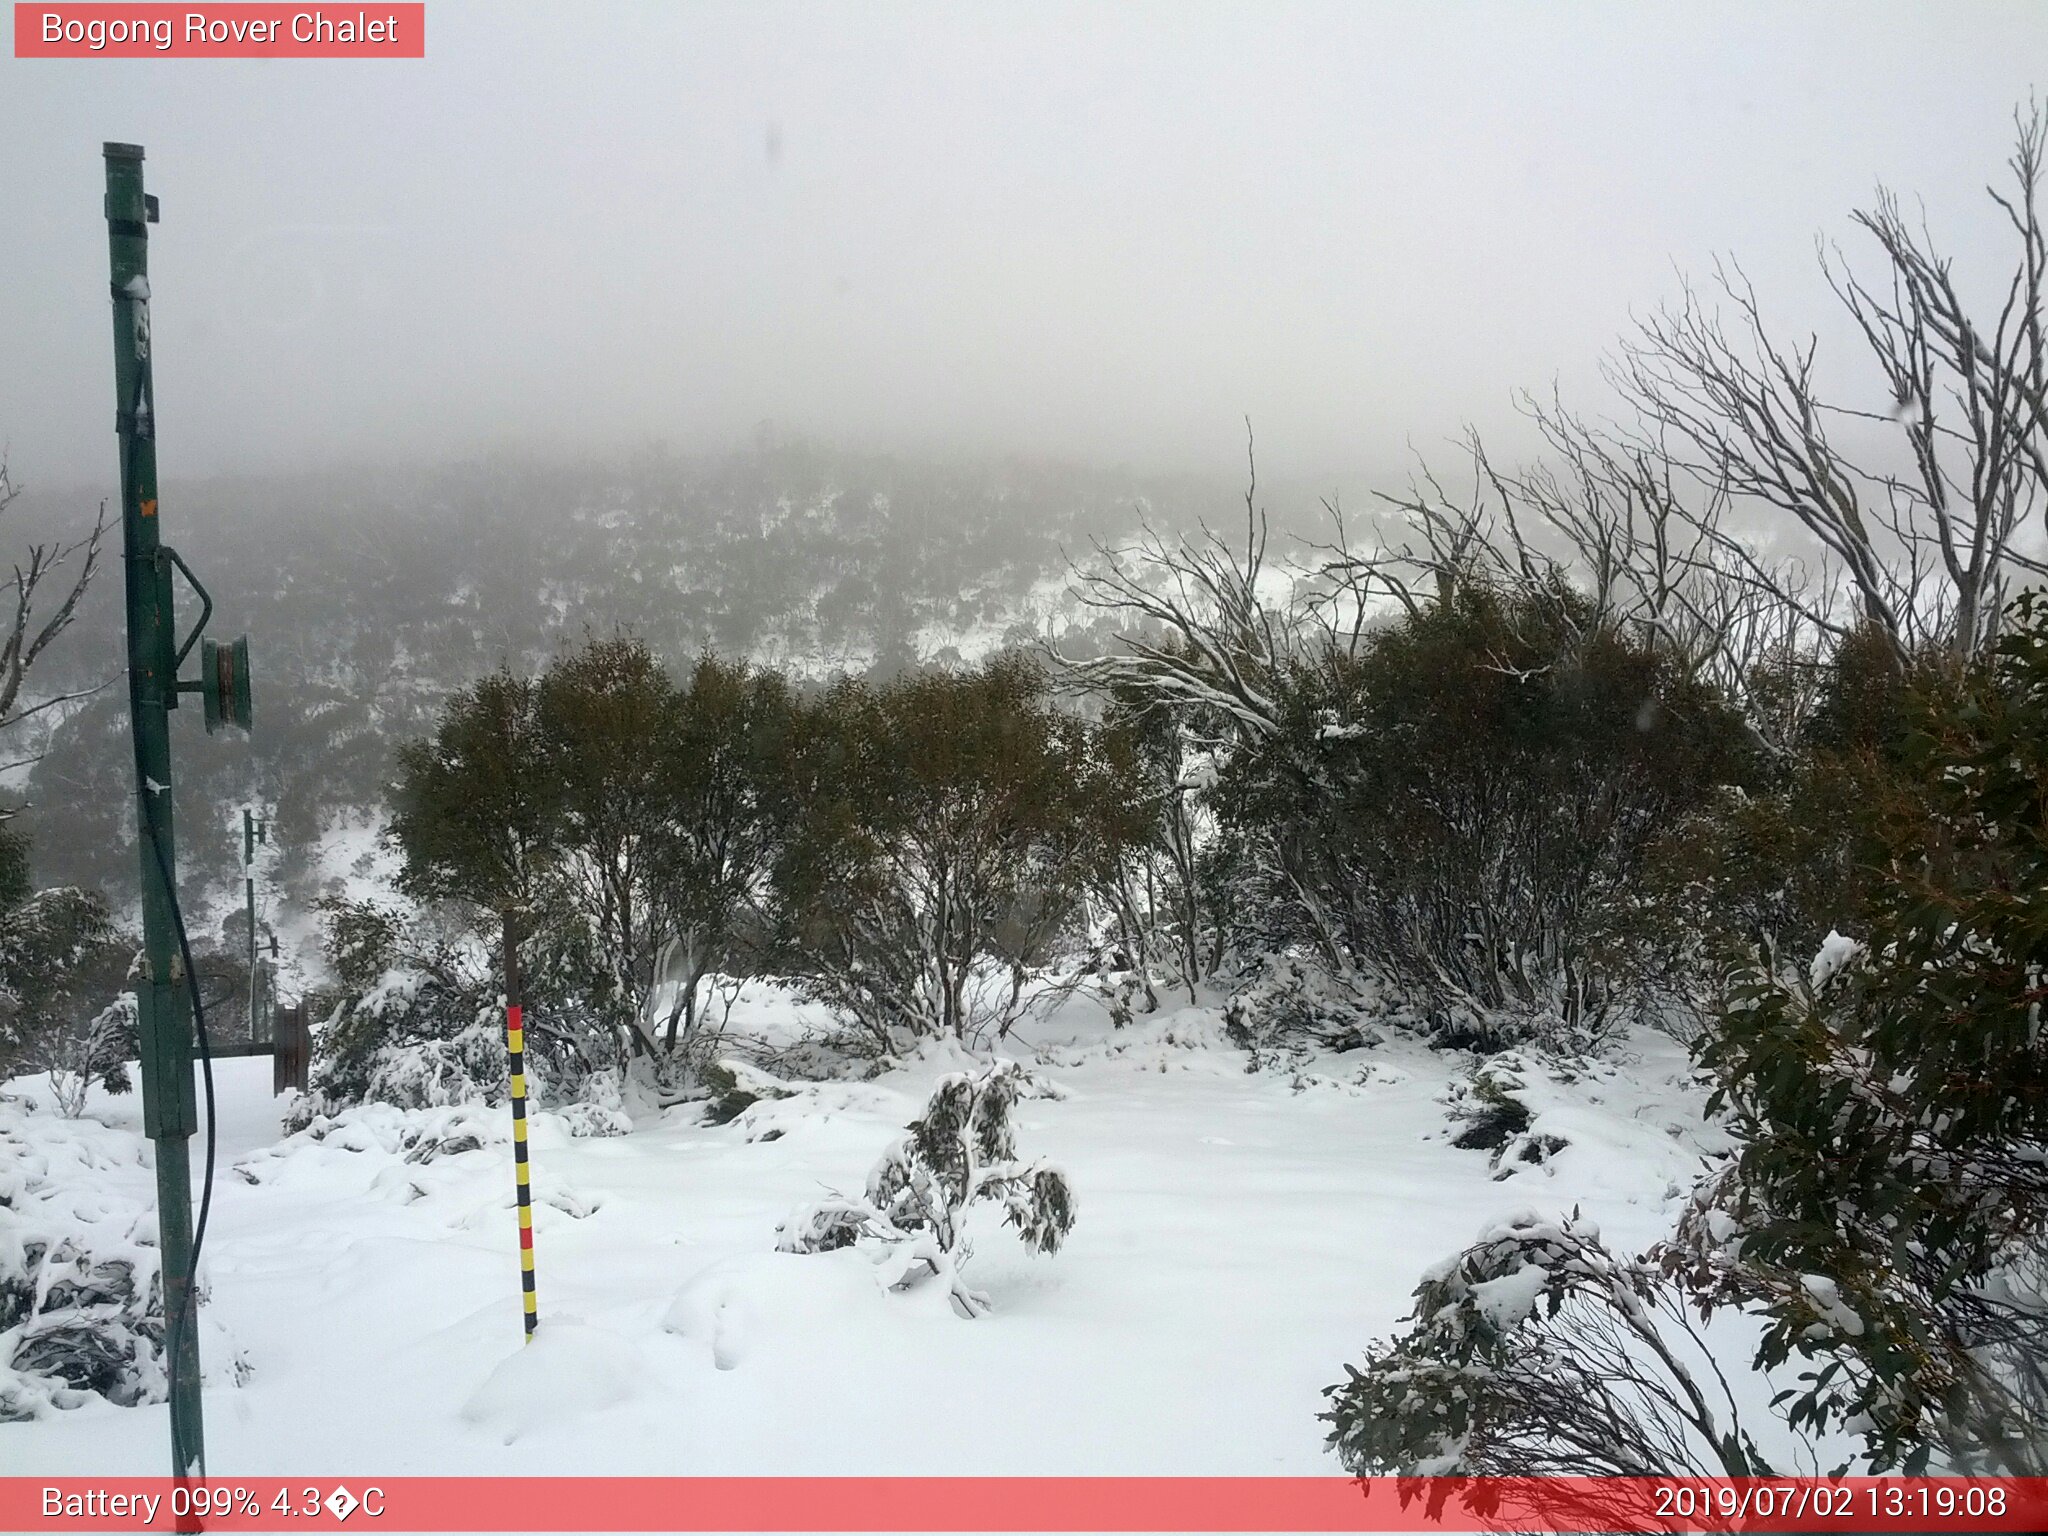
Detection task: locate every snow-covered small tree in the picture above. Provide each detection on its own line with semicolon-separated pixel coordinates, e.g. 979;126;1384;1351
776;1061;1075;1317
34;993;137;1119
1323;1210;1790;1491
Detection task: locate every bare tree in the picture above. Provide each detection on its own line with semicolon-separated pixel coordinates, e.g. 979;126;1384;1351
1304;409;1837;757
1614;103;2048;667
1509;398;1844;755
0;456;109;779
1068;428;1290;747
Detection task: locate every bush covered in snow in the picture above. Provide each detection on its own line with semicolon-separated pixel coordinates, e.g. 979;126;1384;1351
0;887;137;1113
1079;564;1756;1053
290;899;509;1128
776;1060;1074;1317
1444;1055;1569;1177
1323;1209;1788;1483
1221;955;1383;1066
0;1099;247;1422
1671;598;2048;1476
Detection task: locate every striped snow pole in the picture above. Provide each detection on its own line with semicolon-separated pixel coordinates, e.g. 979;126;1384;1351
502;908;538;1340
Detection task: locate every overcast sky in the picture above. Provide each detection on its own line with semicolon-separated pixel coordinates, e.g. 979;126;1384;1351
2;1;2043;497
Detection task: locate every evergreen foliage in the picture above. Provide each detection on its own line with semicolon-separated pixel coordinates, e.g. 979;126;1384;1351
1672;595;2048;1474
0;888;136;1109
1323;1211;1785;1483
776;1060;1076;1317
770;654;1147;1049
1210;582;1754;1047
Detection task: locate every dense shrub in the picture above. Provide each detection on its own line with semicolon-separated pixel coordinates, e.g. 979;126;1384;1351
386;641;795;1088
1213;583;1755;1047
0;887;136;1106
1323;1210;1787;1482
769;654;1147;1049
291;898;509;1125
1082;678;1234;1011
1671;597;2048;1475
1638;623;1956;991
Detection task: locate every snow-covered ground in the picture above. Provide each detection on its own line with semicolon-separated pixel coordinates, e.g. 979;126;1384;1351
5;997;1757;1477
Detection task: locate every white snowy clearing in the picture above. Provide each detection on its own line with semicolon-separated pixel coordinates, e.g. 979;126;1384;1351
4;996;1766;1477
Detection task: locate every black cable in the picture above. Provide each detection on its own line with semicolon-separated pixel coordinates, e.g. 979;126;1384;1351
120;319;216;1480
142;813;217;1482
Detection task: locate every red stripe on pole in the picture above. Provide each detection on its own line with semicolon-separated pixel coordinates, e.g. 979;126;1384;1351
518;1226;533;1250
3;1478;2045;1532
506;1003;522;1030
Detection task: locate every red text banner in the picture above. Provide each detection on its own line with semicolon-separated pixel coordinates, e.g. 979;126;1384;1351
14;5;425;58
2;1477;2047;1533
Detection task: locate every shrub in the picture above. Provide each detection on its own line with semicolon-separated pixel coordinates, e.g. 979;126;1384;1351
1214;583;1754;1049
770;655;1144;1049
0;888;136;1106
0;1103;248;1422
293;898;509;1124
392;644;795;1075
1323;1210;1786;1483
775;1060;1075;1317
1671;599;2048;1475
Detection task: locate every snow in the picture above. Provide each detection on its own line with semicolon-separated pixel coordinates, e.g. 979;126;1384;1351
1799;1273;1867;1338
3;999;1775;1476
1467;1261;1551;1331
1809;930;1864;993
460;1318;648;1444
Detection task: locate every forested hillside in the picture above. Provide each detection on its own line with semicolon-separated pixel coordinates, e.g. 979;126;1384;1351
13;442;1226;910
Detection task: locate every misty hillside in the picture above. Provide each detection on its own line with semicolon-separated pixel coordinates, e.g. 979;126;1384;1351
12;4;2048;1511
16;442;1227;909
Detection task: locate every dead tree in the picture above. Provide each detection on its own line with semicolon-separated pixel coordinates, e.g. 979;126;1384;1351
0;458;109;783
1614;103;2048;668
1068;430;1291;748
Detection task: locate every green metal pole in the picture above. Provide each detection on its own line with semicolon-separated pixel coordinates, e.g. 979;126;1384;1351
105;141;205;1481
244;808;257;1045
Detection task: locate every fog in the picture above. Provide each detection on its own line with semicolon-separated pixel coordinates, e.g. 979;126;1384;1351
3;0;2044;494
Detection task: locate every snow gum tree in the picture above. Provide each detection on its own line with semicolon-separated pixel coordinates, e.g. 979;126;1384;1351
1082;675;1230;1012
380;666;584;1086
642;655;794;1056
1672;593;2048;1475
389;667;560;917
769;654;1146;1049
1213;581;1754;1048
386;641;794;1084
532;638;678;1054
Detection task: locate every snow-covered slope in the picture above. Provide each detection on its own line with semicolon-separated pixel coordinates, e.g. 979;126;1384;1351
3;999;1773;1476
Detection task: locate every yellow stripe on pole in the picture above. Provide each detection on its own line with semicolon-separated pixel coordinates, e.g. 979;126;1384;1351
504;915;537;1342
